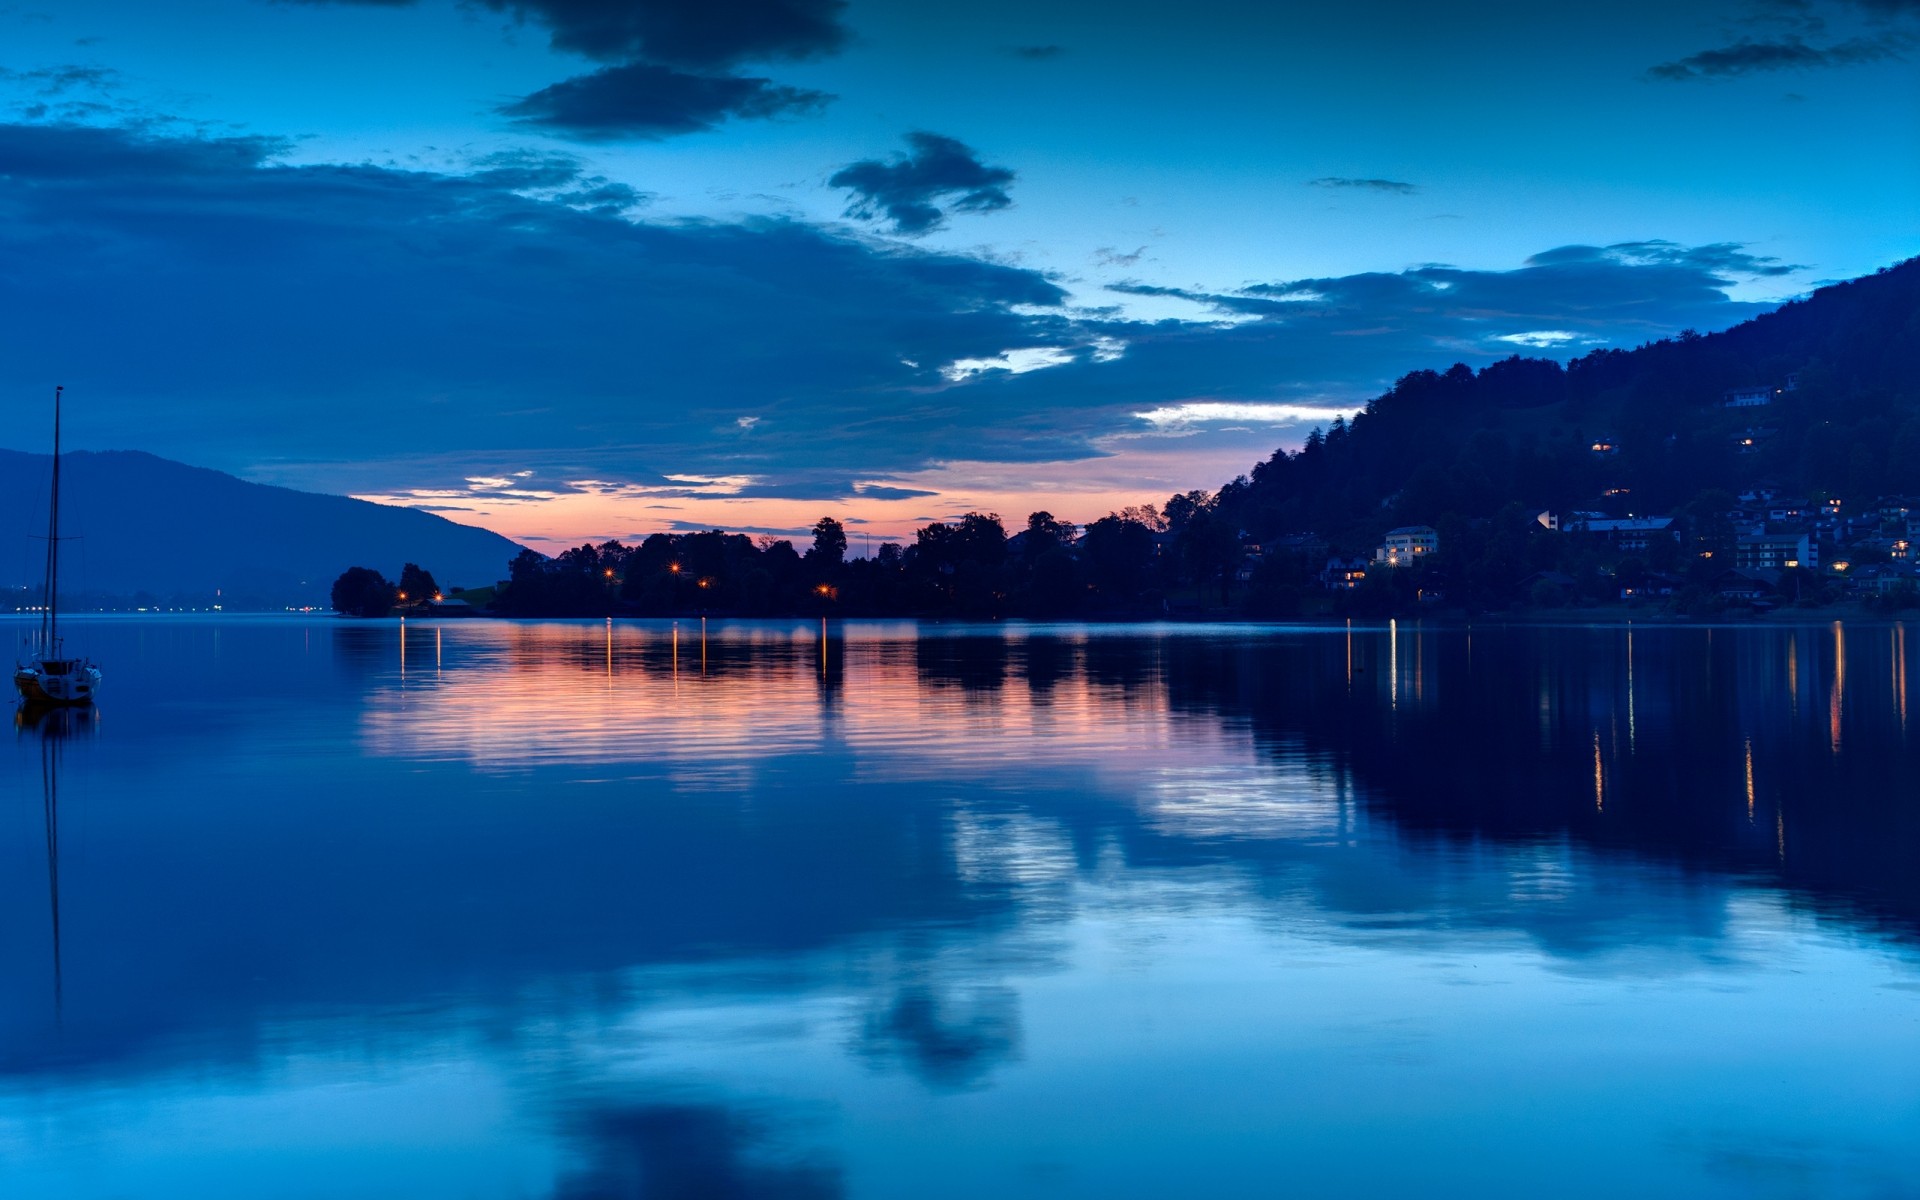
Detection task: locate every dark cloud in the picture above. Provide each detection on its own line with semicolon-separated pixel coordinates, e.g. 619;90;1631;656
281;0;848;66
1648;33;1909;78
500;61;830;139
280;0;850;139
829;132;1015;235
0;63;120;95
1526;239;1802;278
1009;44;1065;59
853;484;938;500
1309;176;1419;194
477;0;849;68
467;147;590;189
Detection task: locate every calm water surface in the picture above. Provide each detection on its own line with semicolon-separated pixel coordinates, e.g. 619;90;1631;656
3;617;1918;1198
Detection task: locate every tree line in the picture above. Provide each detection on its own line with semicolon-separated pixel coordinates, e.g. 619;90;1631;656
482;507;1243;618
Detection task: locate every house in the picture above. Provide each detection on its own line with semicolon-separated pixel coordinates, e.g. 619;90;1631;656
1567;515;1679;551
1712;568;1776;602
1320;556;1369;591
1373;526;1439;568
1589;436;1620;457
1519;570;1578;602
1875;497;1919;524
1619;572;1682;601
1532;510;1560;532
1727;509;1767;538
1850;563;1920;594
1735;532;1816;570
1724;385;1774;408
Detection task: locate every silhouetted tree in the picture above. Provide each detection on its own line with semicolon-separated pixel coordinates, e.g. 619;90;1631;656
331;566;396;618
397;562;438;605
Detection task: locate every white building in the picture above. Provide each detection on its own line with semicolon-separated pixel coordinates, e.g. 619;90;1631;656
1735;532;1816;570
1373;526;1439;568
1724;385;1774;408
1567;515;1679;551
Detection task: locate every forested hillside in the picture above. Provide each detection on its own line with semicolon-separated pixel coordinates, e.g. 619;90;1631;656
1220;256;1920;547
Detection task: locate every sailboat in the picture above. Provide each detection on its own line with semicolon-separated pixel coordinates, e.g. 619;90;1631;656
14;386;101;707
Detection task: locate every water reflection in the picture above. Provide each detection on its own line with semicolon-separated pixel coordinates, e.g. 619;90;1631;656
342;619;1920;939
0;617;1914;1198
15;705;92;1020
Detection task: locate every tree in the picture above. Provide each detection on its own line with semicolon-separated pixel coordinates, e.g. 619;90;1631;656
331;566;396;618
397;562;438;605
810;516;848;565
805;517;848;589
1023;511;1077;559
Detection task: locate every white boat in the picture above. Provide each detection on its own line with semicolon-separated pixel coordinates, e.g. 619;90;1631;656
14;386;101;708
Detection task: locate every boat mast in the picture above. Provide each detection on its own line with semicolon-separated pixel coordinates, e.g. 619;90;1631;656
41;386;62;653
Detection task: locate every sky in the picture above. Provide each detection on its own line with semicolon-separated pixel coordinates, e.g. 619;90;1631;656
0;0;1915;550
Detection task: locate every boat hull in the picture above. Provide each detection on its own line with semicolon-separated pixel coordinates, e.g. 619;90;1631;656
14;667;100;708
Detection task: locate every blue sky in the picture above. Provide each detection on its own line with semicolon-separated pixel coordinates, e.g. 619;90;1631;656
0;0;1914;547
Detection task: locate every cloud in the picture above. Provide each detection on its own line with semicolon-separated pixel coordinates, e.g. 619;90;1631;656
1492;330;1582;348
1135;402;1366;429
941;346;1073;381
0;122;1801;514
478;0;849;68
281;0;850;139
1308;176;1419;195
0;120;1072;500
282;0;849;67
500;61;830;139
467;148;653;210
0;63;121;95
854;483;938;500
829;132;1015;235
1648;33;1910;78
1525;239;1802;279
1009;44;1064;59
1093;245;1146;268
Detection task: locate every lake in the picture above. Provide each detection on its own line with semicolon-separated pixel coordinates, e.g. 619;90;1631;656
3;616;1917;1198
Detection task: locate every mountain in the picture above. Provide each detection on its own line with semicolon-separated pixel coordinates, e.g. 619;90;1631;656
0;449;526;607
1216;255;1920;547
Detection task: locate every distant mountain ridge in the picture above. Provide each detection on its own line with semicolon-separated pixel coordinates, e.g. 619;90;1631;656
0;449;526;606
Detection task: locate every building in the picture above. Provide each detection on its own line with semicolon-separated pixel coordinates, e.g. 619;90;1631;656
1567;515;1679;551
1713;569;1777;603
1373;526;1439;568
1320;556;1369;591
1724;385;1774;408
1735;532;1816;570
1533;510;1560;531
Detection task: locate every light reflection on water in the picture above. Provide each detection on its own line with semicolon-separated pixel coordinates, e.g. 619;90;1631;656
0;616;1917;1199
